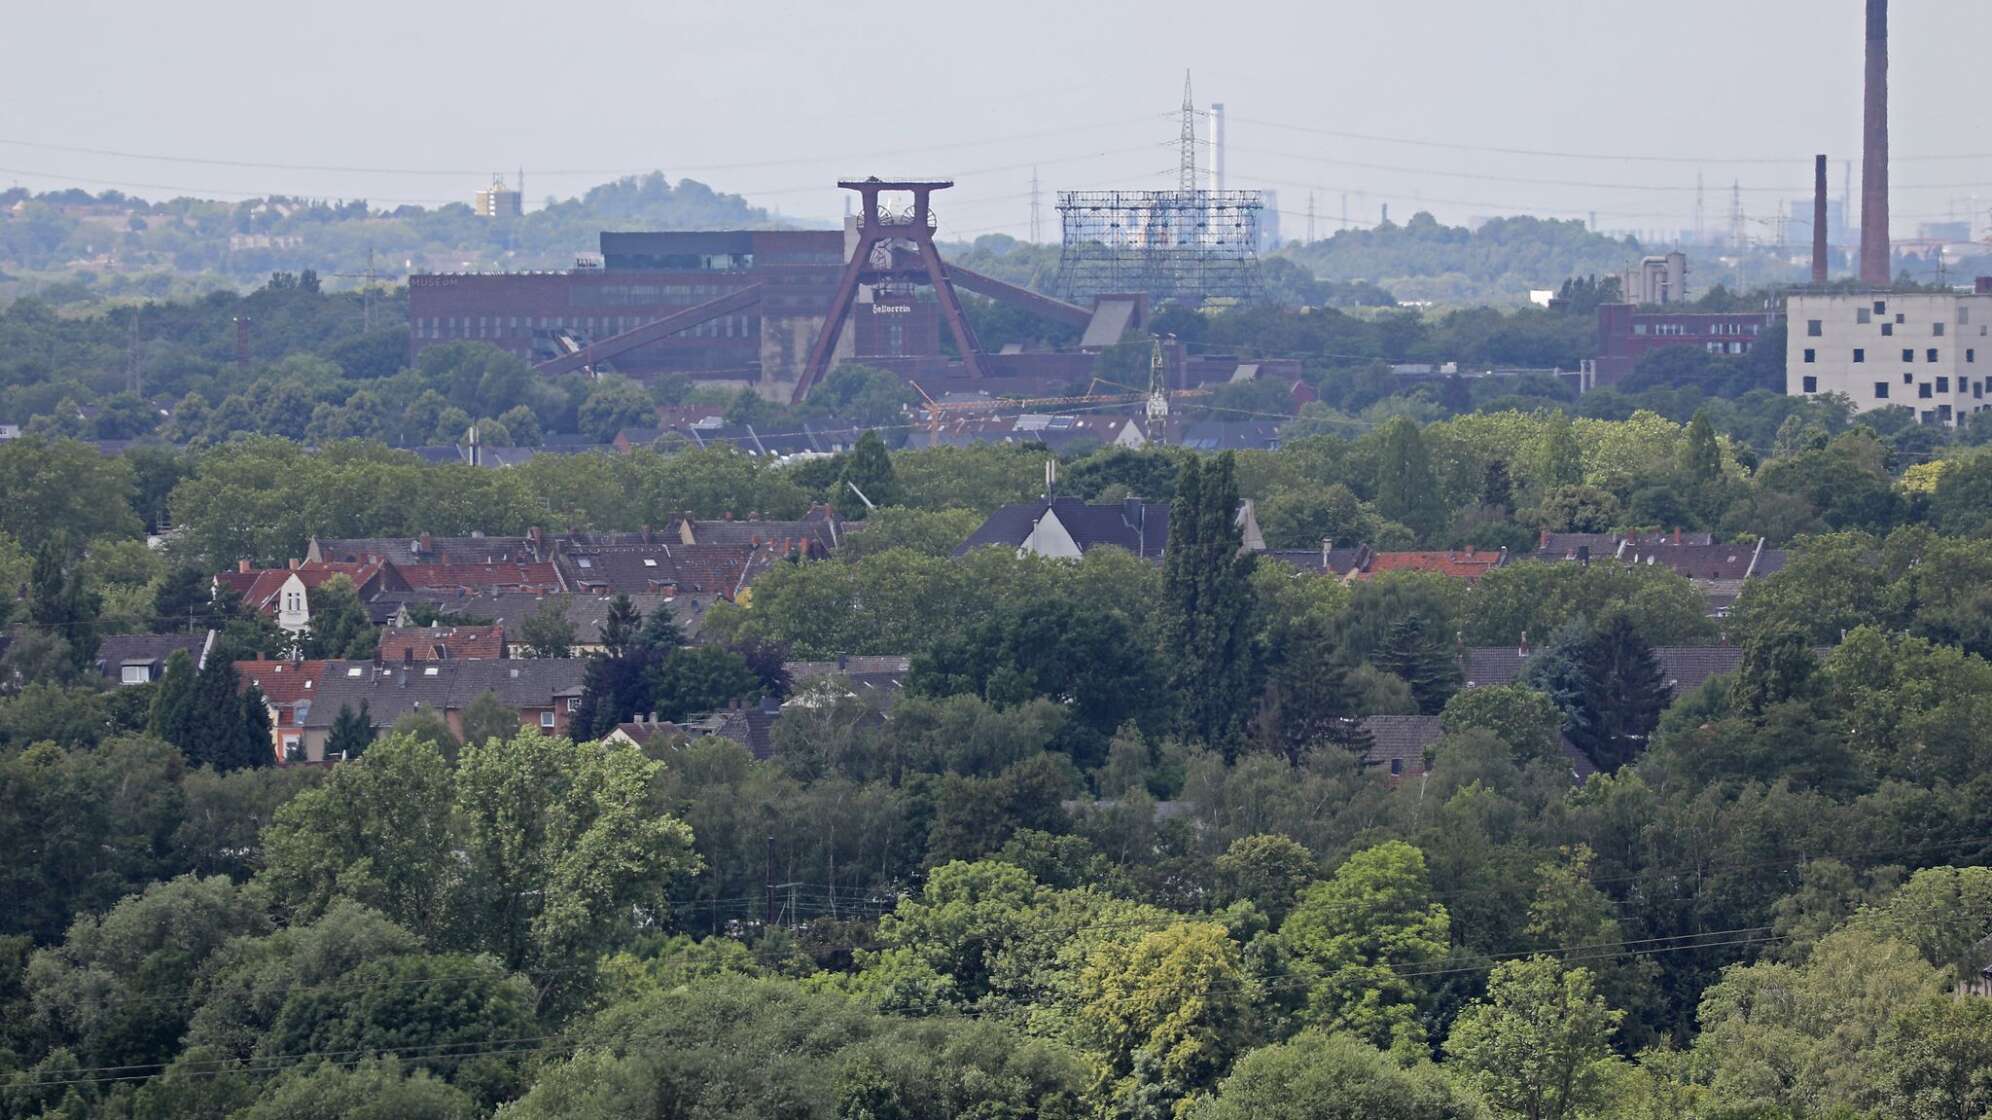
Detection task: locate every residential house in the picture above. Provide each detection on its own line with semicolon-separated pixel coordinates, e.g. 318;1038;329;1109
1360;714;1597;784
908;412;1150;453
96;632;211;685
1257;542;1374;577
557;540;777;598
955;496;1264;562
1355;549;1507;581
785;655;912;711
1460;643;1749;695
675;696;784;760
375;624;506;661
236;659;329;762
293;658;586;762
216;559;402;635
393;561;564;596
1176;420;1283;452
309;530;551;566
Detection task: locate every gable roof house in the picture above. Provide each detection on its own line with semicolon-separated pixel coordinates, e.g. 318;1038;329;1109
556;541;778;598
216;559;403;636
293;658;587;762
376;624;506;661
955;496;1264;562
308;530;552;567
1360;713;1597;785
96;631;212;686
1355;549;1508;582
236;659;330;762
1461;643;1749;696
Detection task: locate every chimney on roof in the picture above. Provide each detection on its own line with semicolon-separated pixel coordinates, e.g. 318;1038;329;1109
238;559;253;573
1673;527;1681;545
1576;545;1591;567
1519;630;1530;656
1321;538;1333;569
1812;154;1830;285
1860;0;1891;286
418;532;432;554
722;511;733;521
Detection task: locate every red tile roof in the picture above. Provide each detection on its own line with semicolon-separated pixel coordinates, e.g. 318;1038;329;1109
217;561;389;613
1359;550;1505;581
377;625;506;661
235;659;329;711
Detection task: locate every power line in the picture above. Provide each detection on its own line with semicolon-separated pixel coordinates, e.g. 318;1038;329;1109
1227;113;1992;166
0;115;1172;179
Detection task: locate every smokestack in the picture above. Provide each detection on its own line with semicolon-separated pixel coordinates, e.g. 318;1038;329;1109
1209;103;1226;193
1813;154;1830;285
1860;0;1891;286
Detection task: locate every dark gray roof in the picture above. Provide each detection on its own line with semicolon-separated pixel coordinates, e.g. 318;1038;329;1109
96;632;208;679
954;497;1171;560
1460;645;1753;695
1259;545;1373;576
300;658;587;729
1360;713;1597;782
1178;420;1282;452
682;697;783;759
310;534;546;566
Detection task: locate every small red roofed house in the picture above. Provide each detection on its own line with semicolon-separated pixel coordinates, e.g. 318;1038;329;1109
376;624;507;662
235;659;329;762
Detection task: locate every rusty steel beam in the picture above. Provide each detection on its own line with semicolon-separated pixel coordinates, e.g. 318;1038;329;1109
533;283;766;376
948;265;1093;328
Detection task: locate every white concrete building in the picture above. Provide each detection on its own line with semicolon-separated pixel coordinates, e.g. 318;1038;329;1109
1788;286;1992;427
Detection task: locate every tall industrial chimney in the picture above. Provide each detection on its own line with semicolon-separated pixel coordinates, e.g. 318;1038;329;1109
1209;103;1226;193
1813;154;1830;284
1859;0;1891;286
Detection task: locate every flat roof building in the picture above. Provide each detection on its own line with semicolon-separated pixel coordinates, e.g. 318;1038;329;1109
1787;286;1992;427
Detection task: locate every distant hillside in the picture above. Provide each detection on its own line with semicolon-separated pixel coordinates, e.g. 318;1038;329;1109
0;173;784;300
1279;212;1644;306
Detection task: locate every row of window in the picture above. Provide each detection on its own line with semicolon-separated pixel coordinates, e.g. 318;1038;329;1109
412;314;757;341
1799;375;1990;400
1632;322;1764;337
1802;347;1977;364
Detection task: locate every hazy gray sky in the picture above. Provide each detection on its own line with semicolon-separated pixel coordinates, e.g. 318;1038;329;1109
11;0;1991;242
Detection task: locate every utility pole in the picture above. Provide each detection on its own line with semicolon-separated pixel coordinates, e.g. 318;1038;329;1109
764;835;775;929
1306;192;1316;243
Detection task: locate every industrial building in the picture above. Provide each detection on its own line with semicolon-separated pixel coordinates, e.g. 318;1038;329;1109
1593;303;1779;385
1787;283;1992;426
409;173;1286;403
409;227;856;393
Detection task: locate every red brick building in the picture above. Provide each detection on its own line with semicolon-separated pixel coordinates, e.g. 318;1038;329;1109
1593;303;1780;385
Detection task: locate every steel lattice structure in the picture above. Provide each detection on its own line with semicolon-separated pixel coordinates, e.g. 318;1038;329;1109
1053;189;1266;305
